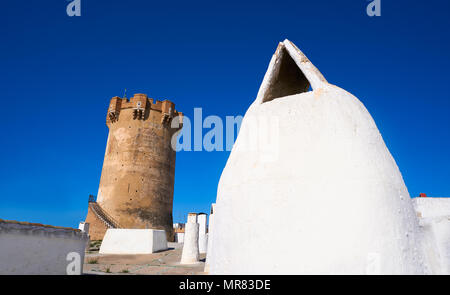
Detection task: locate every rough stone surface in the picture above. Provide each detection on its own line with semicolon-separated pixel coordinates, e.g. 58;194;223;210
86;94;183;241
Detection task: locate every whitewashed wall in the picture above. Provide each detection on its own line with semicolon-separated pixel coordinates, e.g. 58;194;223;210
0;220;89;275
198;213;208;254
99;229;168;254
413;198;450;274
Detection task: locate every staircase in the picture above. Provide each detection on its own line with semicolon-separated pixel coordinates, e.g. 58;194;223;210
88;201;121;229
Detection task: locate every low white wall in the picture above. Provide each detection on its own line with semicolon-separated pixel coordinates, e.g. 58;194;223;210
78;222;89;233
0;220;89;275
198;214;208;254
175;232;185;243
99;229;167;254
413;198;450;274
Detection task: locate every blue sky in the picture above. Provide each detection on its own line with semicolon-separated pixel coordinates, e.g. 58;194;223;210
0;0;449;227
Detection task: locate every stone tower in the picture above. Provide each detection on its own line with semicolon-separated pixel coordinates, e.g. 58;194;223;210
209;40;432;274
85;93;183;241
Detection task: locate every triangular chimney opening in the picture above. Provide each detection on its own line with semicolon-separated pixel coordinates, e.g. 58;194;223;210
262;47;311;103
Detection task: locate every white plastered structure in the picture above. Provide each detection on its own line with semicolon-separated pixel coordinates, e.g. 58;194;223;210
78;222;89;233
204;203;216;273
175;232;185;243
413;197;450;274
99;229;167;254
0;220;89;275
180;213;200;264
208;39;439;275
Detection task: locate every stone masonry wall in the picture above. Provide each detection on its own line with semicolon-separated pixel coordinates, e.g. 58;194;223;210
88;94;182;241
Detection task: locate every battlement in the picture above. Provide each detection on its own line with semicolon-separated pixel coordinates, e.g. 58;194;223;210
106;93;183;126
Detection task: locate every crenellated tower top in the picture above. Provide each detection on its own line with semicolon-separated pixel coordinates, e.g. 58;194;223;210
106;93;183;127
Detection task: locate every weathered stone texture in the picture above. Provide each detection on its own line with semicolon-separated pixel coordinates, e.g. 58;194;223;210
87;93;182;241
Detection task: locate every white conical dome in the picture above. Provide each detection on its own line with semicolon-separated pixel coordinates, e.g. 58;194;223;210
209;40;438;274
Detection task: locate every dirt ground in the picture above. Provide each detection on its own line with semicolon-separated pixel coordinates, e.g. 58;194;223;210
83;242;206;275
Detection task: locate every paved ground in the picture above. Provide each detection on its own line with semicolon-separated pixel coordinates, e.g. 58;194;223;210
83;242;206;275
